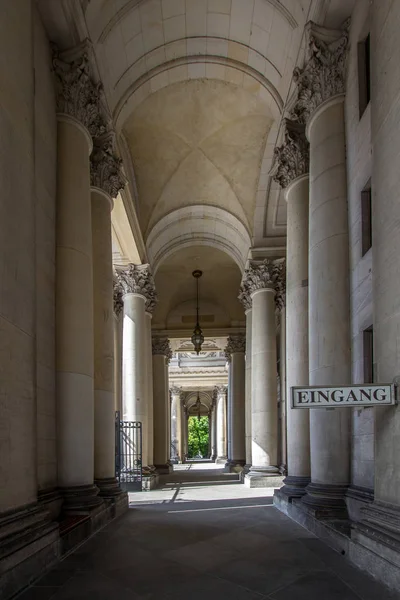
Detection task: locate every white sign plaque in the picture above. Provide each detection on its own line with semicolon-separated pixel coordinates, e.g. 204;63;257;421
291;384;396;409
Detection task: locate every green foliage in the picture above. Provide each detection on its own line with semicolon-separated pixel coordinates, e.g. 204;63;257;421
187;416;209;458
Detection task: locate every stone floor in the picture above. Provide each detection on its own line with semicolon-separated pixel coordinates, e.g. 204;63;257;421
17;463;400;600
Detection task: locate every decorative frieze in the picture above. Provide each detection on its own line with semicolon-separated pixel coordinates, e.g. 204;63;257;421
291;20;350;125
115;264;158;313
273;120;309;189
225;334;246;355
90;132;126;199
113;280;123;316
152;336;172;360
52;44;107;138
241;258;286;311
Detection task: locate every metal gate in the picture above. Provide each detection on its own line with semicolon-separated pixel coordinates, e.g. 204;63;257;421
115;412;142;491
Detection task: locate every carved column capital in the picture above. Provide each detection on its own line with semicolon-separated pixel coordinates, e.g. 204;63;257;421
291;20;350;125
152;337;172;361
272;119;309;189
214;385;227;398
52;42;107;137
225;334;246;355
115;264;158;313
238;282;252;312
113;280;123;316
241;258;286;311
90;131;126;199
170;385;182;397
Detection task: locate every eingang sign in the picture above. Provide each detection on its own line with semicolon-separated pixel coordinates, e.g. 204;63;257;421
291;384;396;409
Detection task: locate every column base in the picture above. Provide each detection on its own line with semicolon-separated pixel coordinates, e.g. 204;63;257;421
279;475;310;500
0;503;59;600
215;456;227;464
95;477;124;498
244;466;284;488
300;482;349;519
60;484;103;513
154;463;172;474
141;474;159;491
224;460;245;473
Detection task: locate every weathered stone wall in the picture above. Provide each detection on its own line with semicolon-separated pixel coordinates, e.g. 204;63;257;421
345;1;374;506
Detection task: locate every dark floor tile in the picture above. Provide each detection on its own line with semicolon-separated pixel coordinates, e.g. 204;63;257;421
165;537;239;571
162;573;267;600
270;571;361;600
35;568;76;587
16;587;59;600
210;557;311;596
48;570;142;600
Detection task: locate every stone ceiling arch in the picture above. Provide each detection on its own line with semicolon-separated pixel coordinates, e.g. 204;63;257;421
147;206;251;274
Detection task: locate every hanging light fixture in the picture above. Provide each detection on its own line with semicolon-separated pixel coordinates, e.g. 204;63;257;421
191;269;204;354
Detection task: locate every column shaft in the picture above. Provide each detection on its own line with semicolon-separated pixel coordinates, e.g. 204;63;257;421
211;404;217;460
113;311;123;414
230;351;246;468
216;389;227;462
245;309;252;470
283;175;310;497
122;293;148;466
56;117;100;507
279;306;287;471
145;313;154;468
304;98;351;513
91;188;120;495
250;289;279;474
152;353;170;472
171;391;182;463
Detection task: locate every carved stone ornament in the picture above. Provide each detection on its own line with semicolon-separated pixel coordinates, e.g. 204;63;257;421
115;264;158;312
238;280;252;312
90;132;126;198
52;43;107;138
225;334;246;355
214;385;227;397
152;337;171;357
272;119;309;189
291;20;350;125
170;385;182;396
242;258;286;310
113;280;123;316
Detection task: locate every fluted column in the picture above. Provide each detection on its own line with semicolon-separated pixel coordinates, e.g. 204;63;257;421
90;132;125;497
215;385;228;463
116;264;157;471
242;259;286;487
170;386;182;463
273;119;311;499
53;48;105;509
293;22;351;515
152;337;172;473
113;284;124;415
225;335;246;471
238;290;252;471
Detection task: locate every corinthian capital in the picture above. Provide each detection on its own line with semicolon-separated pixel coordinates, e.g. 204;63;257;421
291;20;350;125
152;337;172;361
90;132;126;198
115;264;158;312
238;281;252;312
242;258;286;310
52;42;107;137
214;385;227;398
225;334;246;355
273;119;309;189
113;280;123;316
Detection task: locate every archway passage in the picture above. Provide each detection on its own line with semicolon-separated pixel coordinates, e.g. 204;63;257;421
187;416;210;459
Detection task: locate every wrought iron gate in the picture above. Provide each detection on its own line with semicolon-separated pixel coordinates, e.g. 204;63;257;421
115;412;142;491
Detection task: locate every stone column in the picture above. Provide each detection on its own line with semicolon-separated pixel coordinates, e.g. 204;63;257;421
352;3;400;577
238;290;252;471
215;385;228;463
242;259;286;487
272;120;311;499
180;399;187;462
90;132;125;498
170;386;182;463
116;264;157;471
225;335;246;471
210;396;217;460
53;49;106;509
113;283;123;415
225;357;232;465
145;305;156;469
292;22;351;515
279;304;287;473
152;337;172;473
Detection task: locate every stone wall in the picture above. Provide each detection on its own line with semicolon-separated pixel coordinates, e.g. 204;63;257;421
345;1;374;516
